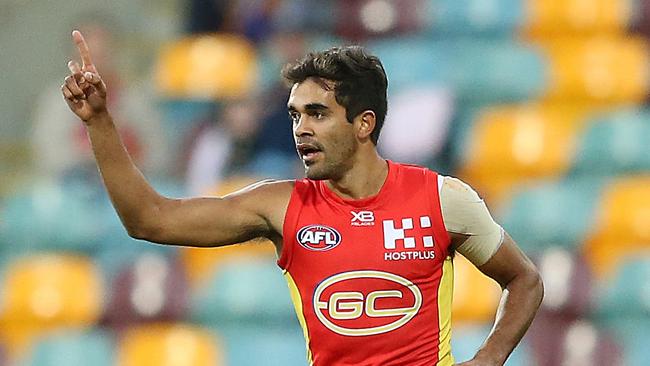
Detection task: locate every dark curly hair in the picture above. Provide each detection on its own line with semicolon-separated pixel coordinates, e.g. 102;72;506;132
282;46;388;145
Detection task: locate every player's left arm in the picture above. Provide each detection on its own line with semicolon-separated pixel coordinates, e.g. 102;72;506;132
460;232;543;366
439;176;543;366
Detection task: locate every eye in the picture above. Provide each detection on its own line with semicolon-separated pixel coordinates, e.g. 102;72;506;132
289;112;300;124
315;112;324;120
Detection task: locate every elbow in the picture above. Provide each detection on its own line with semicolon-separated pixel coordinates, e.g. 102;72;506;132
123;200;166;242
126;224;151;241
527;266;545;309
123;216;155;240
126;219;167;243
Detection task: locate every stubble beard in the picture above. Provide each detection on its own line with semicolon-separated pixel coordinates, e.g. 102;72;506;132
304;140;357;181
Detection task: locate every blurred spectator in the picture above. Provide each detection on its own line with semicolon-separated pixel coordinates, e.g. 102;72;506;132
245;83;301;179
30;17;168;184
243;31;312;179
184;99;260;194
378;86;455;169
233;0;334;43
186;0;232;34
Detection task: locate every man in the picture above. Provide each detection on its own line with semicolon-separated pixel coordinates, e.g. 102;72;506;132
62;30;543;366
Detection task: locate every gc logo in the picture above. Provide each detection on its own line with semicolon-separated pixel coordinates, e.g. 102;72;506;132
313;270;422;336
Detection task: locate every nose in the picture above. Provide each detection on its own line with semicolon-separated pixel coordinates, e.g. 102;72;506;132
293;115;313;138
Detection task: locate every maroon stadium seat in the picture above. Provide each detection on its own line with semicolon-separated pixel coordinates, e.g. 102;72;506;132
528;314;623;366
535;247;593;317
334;0;423;40
102;253;189;329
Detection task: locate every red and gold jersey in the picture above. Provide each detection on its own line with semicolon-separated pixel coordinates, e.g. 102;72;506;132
278;161;454;366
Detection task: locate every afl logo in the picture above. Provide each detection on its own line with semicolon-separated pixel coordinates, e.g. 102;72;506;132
313;270;422;336
297;225;342;251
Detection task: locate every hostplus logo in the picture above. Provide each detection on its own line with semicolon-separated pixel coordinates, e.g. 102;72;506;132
382;216;436;261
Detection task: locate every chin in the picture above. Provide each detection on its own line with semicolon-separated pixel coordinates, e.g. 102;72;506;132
305;168;328;180
304;164;331;180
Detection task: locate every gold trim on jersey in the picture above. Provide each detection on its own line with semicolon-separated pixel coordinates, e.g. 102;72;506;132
284;270;314;365
437;256;455;366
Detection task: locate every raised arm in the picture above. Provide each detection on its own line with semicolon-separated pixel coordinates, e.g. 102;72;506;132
61;30;293;248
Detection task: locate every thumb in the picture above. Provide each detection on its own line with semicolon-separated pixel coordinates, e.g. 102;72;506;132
84;71;107;96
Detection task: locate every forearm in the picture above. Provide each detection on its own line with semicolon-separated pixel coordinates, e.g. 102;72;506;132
86;112;163;237
473;271;544;365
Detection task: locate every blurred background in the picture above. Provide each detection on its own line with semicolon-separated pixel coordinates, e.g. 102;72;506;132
1;0;650;365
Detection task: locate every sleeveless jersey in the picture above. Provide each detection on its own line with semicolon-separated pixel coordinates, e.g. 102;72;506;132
278;161;454;366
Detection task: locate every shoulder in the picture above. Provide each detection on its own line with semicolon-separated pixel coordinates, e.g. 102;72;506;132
436;175;496;234
436;175;505;265
439;175;483;203
224;179;296;202
389;161;437;185
223;179;297;236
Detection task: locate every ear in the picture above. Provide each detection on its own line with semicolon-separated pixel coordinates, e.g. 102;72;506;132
355;110;376;141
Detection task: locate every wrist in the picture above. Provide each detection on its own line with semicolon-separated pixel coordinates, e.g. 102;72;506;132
471;353;503;366
84;110;111;125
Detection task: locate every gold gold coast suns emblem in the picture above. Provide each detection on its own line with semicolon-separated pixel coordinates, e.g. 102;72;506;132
313;270;422;336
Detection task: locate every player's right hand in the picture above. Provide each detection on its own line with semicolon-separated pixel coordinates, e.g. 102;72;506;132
61;30;108;124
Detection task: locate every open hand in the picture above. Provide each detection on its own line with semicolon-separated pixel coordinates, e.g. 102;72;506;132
61;30;108;123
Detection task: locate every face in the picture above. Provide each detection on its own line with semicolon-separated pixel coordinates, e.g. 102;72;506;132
288;78;358;180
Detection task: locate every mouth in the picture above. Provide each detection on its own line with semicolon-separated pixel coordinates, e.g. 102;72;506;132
296;143;323;164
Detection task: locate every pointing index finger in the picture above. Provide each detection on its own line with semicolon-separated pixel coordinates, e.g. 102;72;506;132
72;30;96;72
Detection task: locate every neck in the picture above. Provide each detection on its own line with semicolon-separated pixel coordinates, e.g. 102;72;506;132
326;149;388;200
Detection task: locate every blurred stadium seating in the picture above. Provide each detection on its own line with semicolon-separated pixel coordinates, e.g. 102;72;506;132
21;329;116;366
583;176;650;278
595;257;650;365
0;254;103;358
2;0;650;365
116;323;225;366
102;253;189;330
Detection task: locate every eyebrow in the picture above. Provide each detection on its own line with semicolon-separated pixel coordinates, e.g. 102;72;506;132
287;103;330;112
305;103;329;112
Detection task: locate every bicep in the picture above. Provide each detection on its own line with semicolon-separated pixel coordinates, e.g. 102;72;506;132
476;232;537;288
153;196;269;247
143;180;293;247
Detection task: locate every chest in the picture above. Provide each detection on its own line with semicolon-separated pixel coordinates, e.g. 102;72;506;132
289;197;448;279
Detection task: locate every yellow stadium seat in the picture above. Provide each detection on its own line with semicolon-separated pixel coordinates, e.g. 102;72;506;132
452;255;501;324
0;254;103;357
460;104;587;202
583;176;650;278
539;37;649;104
524;0;632;37
155;34;257;99
180;176;277;287
117;323;224;366
180;243;277;288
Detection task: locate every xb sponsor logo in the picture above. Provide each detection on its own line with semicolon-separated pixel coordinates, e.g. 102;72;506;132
351;210;375;226
313;270;422;336
297;225;342;251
